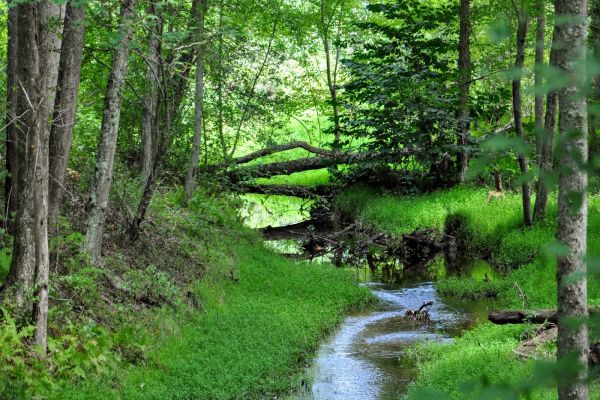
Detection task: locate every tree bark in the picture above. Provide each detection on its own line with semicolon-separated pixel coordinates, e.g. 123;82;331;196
226;148;416;182
216;0;227;159
555;1;589;399
129;0;199;240
229;21;277;157
222;141;336;166
534;0;545;165
489;308;600;325
0;1;58;354
534;23;559;220
5;5;19;235
512;5;533;226
140;0;163;187
320;0;341;147
184;0;206;204
48;1;87;229
85;0;136;264
457;0;471;183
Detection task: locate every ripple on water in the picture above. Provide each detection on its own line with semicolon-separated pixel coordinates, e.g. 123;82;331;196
310;281;475;400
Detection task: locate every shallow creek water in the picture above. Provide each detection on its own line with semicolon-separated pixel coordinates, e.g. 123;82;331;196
309;270;490;400
239;194;494;400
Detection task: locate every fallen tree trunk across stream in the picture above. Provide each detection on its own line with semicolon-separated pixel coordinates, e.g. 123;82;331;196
199;141;419;182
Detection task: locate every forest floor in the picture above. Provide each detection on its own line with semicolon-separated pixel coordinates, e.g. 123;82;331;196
336;185;600;400
0;183;371;399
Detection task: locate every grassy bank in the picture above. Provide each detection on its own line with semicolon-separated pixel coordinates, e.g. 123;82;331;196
336;184;600;399
1;189;370;399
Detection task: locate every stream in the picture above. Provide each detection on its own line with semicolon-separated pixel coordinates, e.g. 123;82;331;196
239;194;494;400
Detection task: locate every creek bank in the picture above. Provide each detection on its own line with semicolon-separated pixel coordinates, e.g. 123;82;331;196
16;190;373;400
332;185;600;399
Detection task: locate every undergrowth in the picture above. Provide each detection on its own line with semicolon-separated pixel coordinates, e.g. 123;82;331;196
0;183;371;399
336;184;600;400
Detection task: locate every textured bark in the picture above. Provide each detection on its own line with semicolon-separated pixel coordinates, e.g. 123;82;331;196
140;1;162;187
512;6;533;226
85;0;136;263
5;6;19;234
534;24;559;220
48;1;86;228
534;0;545;164
457;0;471;183
184;0;206;204
555;1;589;399
0;2;56;353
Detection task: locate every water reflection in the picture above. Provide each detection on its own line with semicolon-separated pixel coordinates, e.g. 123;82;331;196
310;278;492;400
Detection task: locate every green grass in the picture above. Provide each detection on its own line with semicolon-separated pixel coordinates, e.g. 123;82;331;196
254;168;331;187
337;184;600;400
50;191;371;400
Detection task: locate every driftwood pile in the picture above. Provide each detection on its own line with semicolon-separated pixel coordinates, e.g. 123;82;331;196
403;301;434;324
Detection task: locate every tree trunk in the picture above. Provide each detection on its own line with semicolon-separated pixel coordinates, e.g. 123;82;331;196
5;6;19;235
0;2;57;354
555;1;589;399
85;0;136;264
534;23;559;220
140;0;163;187
48;1;86;229
129;0;198;239
457;0;471;183
534;0;545;165
320;0;341;148
512;6;533;226
184;0;206;205
216;0;227;160
229;21;277;157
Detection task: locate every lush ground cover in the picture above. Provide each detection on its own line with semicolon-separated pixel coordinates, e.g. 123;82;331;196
1;188;371;400
336;184;600;399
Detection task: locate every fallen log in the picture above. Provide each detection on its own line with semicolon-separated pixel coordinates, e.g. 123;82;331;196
228;155;345;181
489;308;600;325
221;147;419;182
238;183;338;197
231;141;336;165
261;219;329;240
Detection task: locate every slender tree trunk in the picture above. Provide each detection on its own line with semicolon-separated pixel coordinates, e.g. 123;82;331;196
129;1;198;239
85;0;136;264
320;1;341;148
457;0;471;183
184;0;206;204
140;1;163;187
512;5;533;226
5;6;19;235
229;20;277;158
555;1;589;399
534;24;559;220
534;0;546;164
48;1;86;229
216;0;227;160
